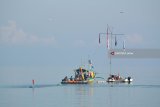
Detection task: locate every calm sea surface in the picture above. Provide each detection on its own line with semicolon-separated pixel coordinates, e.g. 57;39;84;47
0;83;160;107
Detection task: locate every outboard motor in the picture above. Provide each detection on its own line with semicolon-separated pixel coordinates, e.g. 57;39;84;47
128;77;131;82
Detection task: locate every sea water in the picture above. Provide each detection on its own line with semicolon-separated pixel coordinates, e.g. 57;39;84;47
0;83;160;107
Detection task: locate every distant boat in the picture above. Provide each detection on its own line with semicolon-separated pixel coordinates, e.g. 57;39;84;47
99;25;133;83
107;74;133;83
61;67;96;84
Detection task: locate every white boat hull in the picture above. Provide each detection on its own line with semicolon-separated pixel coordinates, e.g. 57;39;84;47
107;78;133;83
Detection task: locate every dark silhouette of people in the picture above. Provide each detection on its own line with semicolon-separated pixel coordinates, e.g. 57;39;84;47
70;76;73;81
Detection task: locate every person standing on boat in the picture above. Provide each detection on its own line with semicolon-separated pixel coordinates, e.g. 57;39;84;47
84;73;88;80
62;76;68;81
70;76;73;81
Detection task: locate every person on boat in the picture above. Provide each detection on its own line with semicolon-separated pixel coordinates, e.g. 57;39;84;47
89;72;91;78
62;76;68;81
79;75;83;81
81;73;84;80
128;77;131;81
91;72;94;78
74;76;79;81
84;73;88;80
70;76;73;81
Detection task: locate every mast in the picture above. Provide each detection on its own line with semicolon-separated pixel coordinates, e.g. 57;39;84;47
99;25;124;77
109;52;112;75
107;25;112;75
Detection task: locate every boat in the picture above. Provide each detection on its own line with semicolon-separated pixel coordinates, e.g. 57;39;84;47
61;67;96;84
107;74;133;83
99;25;133;83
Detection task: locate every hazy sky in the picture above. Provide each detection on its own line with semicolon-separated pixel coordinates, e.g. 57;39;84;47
0;0;160;84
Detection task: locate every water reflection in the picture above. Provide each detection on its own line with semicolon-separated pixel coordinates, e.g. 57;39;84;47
61;83;135;107
75;84;94;96
62;84;94;107
1;83;159;107
74;84;94;107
